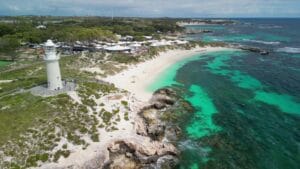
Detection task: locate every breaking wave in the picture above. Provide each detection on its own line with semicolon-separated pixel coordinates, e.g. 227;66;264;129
258;25;283;29
243;39;280;45
277;47;300;53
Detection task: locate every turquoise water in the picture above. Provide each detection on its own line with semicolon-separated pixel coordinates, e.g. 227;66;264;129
292;54;300;58
202;34;256;43
148;48;300;168
186;25;225;31
148;53;207;92
202;33;289;43
202;51;300;116
185;85;221;139
148;52;227;139
254;91;300;115
148;51;224;168
149;19;300;169
254;32;291;42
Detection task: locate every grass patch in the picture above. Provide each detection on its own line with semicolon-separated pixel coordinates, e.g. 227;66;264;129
0;92;52;146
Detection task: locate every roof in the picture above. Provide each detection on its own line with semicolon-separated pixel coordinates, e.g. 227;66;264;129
150;40;172;47
36;25;46;29
44;40;56;47
130;43;142;47
104;45;131;51
175;40;188;44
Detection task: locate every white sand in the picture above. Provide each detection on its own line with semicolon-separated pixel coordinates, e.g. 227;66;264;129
42;92;145;168
104;46;230;102
40;46;232;168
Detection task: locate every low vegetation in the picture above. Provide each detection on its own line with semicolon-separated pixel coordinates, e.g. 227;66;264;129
0;16;184;60
0;81;125;168
0;16;226;169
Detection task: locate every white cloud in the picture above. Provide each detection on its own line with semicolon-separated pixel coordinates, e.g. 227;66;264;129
8;5;20;11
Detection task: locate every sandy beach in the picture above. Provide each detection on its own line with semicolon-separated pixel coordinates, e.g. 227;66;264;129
104;46;229;102
38;46;232;169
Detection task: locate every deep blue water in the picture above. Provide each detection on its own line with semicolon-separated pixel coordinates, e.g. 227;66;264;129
151;19;300;169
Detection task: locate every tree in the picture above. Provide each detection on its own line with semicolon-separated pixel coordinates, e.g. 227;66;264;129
0;35;20;61
0;23;15;37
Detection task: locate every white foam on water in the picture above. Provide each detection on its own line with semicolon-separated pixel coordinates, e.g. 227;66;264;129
178;139;211;157
258;25;283;29
277;47;300;53
243;39;280;45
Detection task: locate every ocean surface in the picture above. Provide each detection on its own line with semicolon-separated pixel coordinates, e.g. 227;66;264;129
148;19;300;169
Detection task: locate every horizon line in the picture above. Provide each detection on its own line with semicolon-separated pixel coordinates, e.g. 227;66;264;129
0;15;300;19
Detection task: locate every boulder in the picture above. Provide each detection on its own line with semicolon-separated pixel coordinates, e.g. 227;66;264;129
156;155;179;169
107;139;179;163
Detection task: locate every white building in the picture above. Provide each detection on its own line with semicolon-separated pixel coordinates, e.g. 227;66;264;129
43;40;63;90
175;40;188;45
36;25;46;29
150;40;172;47
143;36;153;40
104;45;131;52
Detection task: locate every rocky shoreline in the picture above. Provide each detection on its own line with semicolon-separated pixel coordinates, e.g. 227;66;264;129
92;88;192;169
232;45;270;55
38;87;187;169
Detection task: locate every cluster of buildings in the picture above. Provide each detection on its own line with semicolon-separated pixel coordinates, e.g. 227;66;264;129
39;37;188;93
26;25;189;54
27;35;188;55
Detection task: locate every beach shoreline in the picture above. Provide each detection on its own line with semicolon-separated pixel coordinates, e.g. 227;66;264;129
39;46;232;169
104;46;230;102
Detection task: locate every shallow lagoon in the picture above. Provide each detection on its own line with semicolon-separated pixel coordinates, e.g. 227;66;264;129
148;19;300;168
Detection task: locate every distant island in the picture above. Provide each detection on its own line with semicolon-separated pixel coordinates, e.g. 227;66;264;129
177;19;236;26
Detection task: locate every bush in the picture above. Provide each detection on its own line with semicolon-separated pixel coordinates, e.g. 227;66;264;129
91;133;99;142
124;112;129;121
102;111;113;124
121;100;128;106
39;153;49;162
62;144;68;149
110;53;139;64
26;155;38;167
53;150;71;162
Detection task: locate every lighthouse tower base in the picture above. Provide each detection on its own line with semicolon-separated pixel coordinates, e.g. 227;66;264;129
46;60;63;90
30;81;76;97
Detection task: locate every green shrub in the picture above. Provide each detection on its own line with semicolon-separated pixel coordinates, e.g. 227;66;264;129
26;155;38;167
121;100;128;106
102;111;113;124
62;144;68;149
124;112;129;121
53;150;71;162
39;153;49;162
91;133;99;142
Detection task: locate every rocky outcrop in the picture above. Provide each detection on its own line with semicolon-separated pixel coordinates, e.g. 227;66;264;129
229;44;270;55
105;138;178;169
105;88;193;169
186;29;213;34
239;46;270;55
139;88;180;141
142;88;193;141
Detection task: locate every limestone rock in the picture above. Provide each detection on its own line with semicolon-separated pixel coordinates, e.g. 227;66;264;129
134;117;148;136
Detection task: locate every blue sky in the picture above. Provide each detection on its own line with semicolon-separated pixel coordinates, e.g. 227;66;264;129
0;0;300;17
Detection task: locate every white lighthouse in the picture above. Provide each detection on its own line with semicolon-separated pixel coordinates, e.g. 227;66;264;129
44;40;63;90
